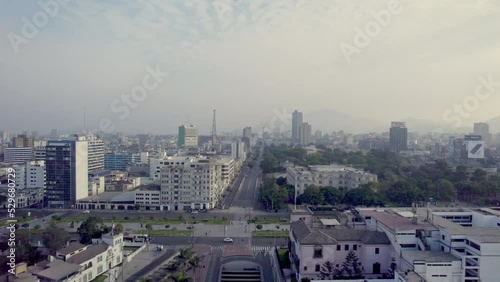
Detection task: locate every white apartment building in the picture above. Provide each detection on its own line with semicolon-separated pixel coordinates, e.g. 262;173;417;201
218;157;234;188
0;187;44;208
0;161;45;191
88;176;105;196
287;164;378;194
87;138;105;172
231;139;246;160
159;156;222;210
4;147;33;163
358;207;500;282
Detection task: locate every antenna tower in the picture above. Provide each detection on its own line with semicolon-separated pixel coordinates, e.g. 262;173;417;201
211;109;217;146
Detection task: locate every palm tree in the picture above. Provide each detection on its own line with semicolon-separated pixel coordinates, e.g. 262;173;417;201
188;255;201;282
169;271;193;282
179;247;193;260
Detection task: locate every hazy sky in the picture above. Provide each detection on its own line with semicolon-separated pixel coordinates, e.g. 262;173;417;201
1;0;499;134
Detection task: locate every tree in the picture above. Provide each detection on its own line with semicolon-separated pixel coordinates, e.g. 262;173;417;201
43;223;70;255
169;270;193;282
471;169;487;183
145;224;153;232
320;187;343;205
339;250;363;279
256;224;263;230
77;216;108;244
134;203;141;210
114;223;124;234
188;255;201;281
299;185;323;205
433;179;456;202
319;261;336;280
179;247;193;260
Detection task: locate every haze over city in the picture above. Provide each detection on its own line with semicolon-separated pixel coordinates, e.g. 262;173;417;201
1;0;500;134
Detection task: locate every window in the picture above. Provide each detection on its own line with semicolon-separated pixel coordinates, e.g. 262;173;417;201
353;245;358;251
375;248;379;254
313;247;323;258
345;244;349;251
315;264;320;272
442;235;445;240
304;266;307;271
337;245;341;251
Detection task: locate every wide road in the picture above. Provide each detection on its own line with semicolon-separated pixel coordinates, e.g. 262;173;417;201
151;236;288;248
226;144;264;210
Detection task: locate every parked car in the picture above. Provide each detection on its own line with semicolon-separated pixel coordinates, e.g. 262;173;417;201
223;238;234;243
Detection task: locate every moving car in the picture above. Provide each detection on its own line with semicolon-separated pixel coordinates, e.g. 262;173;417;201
223;238;234;243
83;210;90;213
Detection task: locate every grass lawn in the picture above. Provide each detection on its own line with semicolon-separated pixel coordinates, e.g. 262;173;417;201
248;218;289;224
56;217;230;225
252;230;289;238
92;274;108;282
135;230;191;236
278;249;291;268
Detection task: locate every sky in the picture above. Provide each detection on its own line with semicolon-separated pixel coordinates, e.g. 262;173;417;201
0;0;499;135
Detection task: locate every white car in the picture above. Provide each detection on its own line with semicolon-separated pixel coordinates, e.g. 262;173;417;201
223;238;234;243
83;210;90;213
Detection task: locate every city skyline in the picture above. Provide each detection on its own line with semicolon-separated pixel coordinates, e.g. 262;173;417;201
1;1;499;134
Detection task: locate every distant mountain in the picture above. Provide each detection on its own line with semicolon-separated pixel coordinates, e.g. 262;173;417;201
401;117;470;134
304;109;385;134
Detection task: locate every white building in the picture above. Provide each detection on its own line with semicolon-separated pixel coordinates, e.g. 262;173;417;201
88;176;105;196
159;156;222;210
231;139;246;160
33;146;46;161
4;147;33;163
358;207;500;282
287;164;378;194
29;233;123;282
87;138;104;172
178;125;199;147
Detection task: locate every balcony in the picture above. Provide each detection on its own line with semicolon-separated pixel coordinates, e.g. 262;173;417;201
464;257;479;268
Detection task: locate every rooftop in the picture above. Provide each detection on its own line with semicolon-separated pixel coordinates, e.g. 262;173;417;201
66;243;109;265
57;242;86;256
403;250;460;263
291;220;390;245
34;260;81;281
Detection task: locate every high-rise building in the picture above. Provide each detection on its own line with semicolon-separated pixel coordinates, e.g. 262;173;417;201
4;147;33;163
87;138;104;171
178;125;198;147
34;146;46;161
12;134;34;148
390;121;408;152
243;127;252;139
298;122;312;145
473;122;491;145
45;138;88;208
159;156;222;210
292;110;303;143
231;139;246;160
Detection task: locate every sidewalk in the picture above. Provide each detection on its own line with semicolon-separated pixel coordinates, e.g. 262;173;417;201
192;245;211;282
121;244;173;281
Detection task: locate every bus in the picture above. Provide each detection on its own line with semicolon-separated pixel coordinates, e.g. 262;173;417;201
123;234;150;243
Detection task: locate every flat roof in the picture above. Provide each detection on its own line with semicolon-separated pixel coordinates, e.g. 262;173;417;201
35;260;81;281
78;191;135;202
403;250;460;263
320;219;340;226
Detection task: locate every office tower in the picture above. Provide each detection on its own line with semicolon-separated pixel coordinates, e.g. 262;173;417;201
473;122;491;145
12;134;34;148
298;122;312;145
292;110;303;143
33;146;46;161
45;138;88;208
243;127;252;139
87;137;105;171
390;121;408;152
4;147;33;163
178;125;198;147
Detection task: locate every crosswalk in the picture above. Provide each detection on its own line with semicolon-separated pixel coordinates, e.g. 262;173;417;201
162;245;273;252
